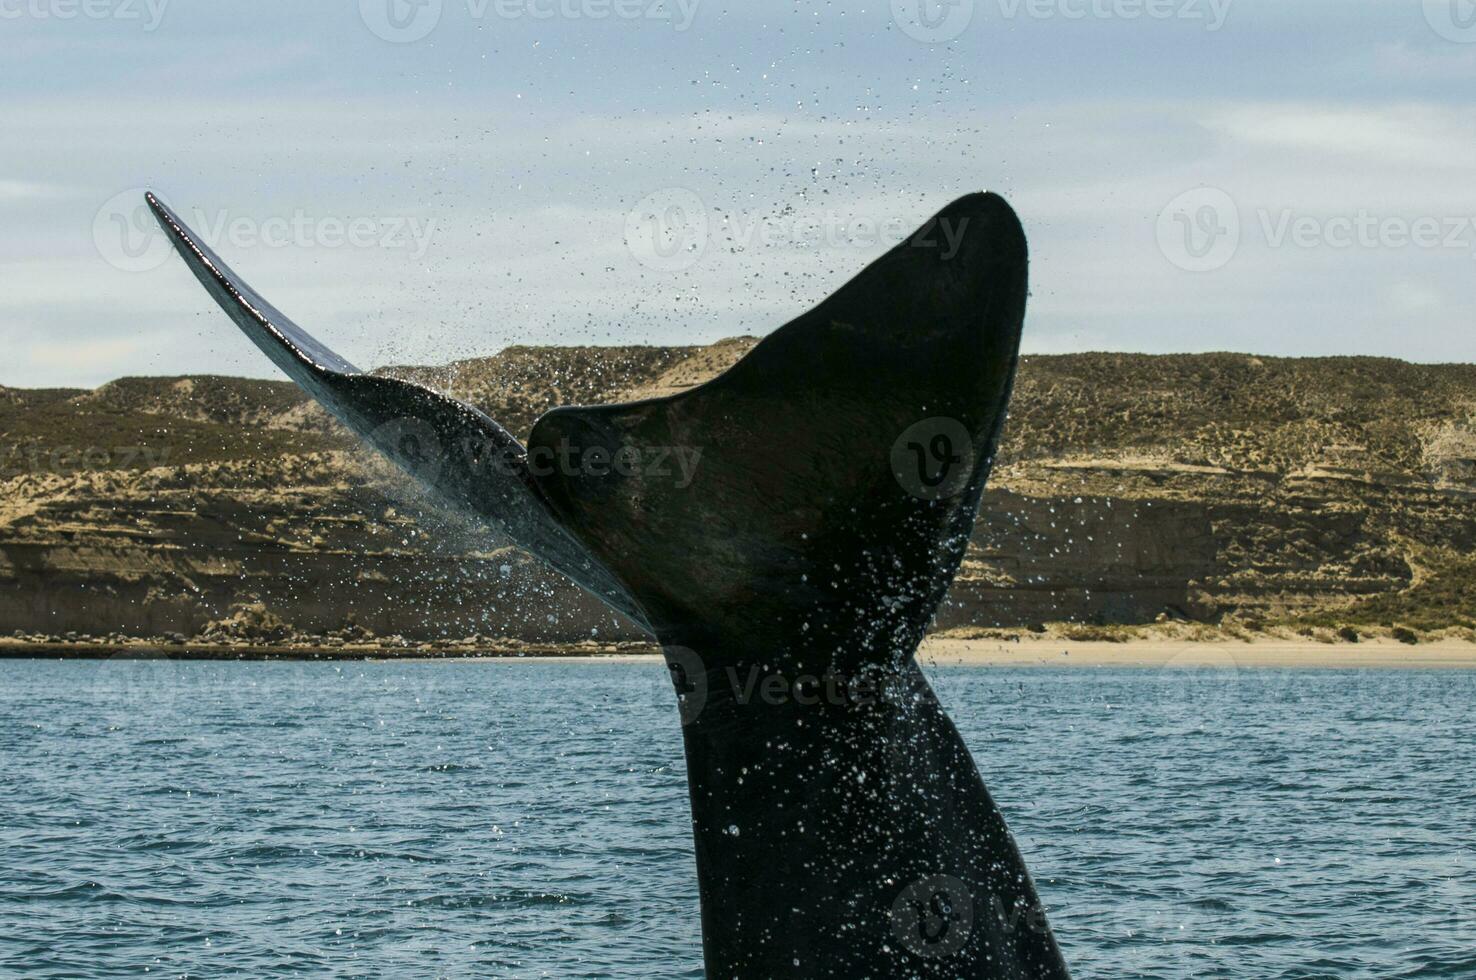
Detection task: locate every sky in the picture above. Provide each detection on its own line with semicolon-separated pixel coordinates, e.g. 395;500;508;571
2;0;1474;387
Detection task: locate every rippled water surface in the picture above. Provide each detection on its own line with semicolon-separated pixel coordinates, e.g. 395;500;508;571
1;659;1473;978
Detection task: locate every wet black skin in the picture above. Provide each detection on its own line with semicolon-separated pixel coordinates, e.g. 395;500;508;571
148;190;1072;978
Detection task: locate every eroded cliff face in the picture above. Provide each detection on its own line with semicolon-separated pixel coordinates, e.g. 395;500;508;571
2;348;1473;645
0;459;629;644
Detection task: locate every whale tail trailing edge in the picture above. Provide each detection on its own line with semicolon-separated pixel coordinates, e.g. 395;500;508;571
144;192;648;628
146;190;1024;646
530;191;1027;650
148;190;1071;978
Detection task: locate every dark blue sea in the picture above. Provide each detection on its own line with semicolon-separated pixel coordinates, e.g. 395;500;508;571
1;659;1472;978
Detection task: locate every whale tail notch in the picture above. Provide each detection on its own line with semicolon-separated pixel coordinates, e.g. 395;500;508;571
146;190;1025;647
148;189;1070;977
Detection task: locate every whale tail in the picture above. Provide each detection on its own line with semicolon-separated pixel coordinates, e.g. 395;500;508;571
146;191;1021;647
144;192;647;628
527;193;1070;977
530;191;1026;654
148;190;1071;978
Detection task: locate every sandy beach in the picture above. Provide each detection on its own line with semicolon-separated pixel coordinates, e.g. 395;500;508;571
494;638;1476;669
4;637;1476;668
461;639;1476;669
917;637;1476;669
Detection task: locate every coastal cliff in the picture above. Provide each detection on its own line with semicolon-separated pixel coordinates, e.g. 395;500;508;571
2;346;1473;648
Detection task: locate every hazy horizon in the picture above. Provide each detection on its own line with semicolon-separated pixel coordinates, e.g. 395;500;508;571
4;0;1475;387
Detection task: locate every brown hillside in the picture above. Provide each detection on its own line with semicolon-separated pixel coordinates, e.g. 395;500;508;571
2;345;1473;645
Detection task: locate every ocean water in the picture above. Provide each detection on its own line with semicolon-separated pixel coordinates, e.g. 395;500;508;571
1;658;1473;978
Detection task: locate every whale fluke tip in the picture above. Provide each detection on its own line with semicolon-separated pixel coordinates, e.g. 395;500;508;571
146;188;1069;976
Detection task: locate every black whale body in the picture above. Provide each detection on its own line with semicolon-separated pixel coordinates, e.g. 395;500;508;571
147;190;1071;979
